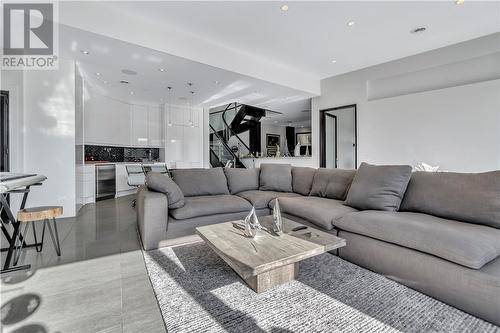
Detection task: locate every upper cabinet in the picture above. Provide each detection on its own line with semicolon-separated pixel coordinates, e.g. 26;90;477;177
84;92;131;146
83;88;163;148
148;106;163;147
130;104;149;146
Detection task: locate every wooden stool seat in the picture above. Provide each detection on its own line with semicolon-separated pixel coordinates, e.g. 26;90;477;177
17;206;63;222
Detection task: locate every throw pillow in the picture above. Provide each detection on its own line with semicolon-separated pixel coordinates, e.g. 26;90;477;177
146;172;185;209
259;163;293;192
345;162;412;211
224;168;260;194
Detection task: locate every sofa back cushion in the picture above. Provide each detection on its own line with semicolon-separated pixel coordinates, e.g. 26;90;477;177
345;163;413;211
146;172;185;209
259;163;293;192
400;171;500;229
292;167;316;195
224;167;260;194
171;167;229;197
309;168;356;200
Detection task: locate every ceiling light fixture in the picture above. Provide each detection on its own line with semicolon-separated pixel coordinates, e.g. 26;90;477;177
81;50;89;55
103;80;108;84
158;68;166;72
130;91;134;95
411;27;427;34
167;87;173;127
189;91;195;127
455;0;465;4
95;72;101;76
347;20;355;27
331;59;337;64
214;80;220;85
280;4;289;11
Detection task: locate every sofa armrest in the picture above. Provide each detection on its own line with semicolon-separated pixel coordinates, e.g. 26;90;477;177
137;185;169;250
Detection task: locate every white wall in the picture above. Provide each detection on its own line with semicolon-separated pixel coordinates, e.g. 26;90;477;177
313;33;500;172
260;124;286;156
22;59;76;217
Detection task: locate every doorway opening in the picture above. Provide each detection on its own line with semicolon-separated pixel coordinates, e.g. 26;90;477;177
320;104;357;169
1;90;9;172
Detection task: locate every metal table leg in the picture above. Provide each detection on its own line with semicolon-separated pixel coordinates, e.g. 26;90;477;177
1;194;31;274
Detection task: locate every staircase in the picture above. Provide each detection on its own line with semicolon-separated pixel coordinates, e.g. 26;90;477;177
209;103;266;168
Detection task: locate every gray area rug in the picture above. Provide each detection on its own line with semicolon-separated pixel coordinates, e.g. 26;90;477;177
143;242;499;333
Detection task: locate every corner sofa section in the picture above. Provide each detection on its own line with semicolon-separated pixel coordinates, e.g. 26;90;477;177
137;163;500;326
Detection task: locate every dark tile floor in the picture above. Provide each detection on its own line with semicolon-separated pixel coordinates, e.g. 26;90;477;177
1;195;166;333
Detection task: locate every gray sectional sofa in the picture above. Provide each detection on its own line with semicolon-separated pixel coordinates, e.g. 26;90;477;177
137;163;500;326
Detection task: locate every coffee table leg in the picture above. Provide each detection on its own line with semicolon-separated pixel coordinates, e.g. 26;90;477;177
244;263;298;293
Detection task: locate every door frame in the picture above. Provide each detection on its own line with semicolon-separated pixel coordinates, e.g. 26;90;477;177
319;104;357;168
0;90;9;172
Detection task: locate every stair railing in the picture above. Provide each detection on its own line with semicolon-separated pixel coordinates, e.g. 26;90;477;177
209;124;244;168
221;103;255;158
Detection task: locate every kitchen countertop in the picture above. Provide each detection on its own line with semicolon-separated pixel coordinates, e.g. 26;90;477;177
84;161;163;165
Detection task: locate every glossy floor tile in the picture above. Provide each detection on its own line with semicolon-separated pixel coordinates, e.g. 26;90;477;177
1;195;166;333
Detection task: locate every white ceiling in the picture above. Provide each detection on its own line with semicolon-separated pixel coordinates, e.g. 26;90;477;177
59;0;500;90
60;25;313;114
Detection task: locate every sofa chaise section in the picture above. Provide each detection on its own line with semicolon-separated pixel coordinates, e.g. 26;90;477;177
339;231;500;326
336;210;500;269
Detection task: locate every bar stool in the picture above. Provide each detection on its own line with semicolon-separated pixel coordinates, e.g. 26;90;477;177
15;206;63;264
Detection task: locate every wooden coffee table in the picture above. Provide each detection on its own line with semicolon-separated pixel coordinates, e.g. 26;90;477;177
196;215;346;293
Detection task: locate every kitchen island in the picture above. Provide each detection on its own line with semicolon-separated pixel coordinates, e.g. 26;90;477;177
76;162;166;209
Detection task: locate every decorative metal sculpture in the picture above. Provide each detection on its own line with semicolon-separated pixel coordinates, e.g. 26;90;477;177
243;207;262;238
273;199;283;235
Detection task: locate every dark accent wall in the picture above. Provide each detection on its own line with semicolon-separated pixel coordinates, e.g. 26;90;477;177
286;126;295;155
249;122;261;155
85;145;159;162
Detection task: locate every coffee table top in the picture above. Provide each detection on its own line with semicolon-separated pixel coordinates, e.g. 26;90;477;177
196;215;345;279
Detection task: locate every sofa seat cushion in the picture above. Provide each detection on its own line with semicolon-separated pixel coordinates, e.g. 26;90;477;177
277;197;358;230
336;211;500;269
170;195;252;220
236;190;301;209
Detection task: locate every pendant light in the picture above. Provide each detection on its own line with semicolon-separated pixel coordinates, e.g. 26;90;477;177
167;87;172;127
189;91;195;127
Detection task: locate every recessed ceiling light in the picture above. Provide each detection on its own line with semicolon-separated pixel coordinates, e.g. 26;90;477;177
130;91;134;95
331;59;337;64
81;50;89;55
121;69;137;75
347;20;355;27
95;72;101;76
119;80;130;84
214;80;220;85
158;68;166;72
411;27;427;34
280;4;289;11
455;0;465;4
103;80;108;84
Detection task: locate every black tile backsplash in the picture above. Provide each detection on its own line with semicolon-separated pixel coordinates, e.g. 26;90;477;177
85;145;159;162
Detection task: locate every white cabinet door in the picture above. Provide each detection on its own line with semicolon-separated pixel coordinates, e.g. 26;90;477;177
169;104;185;126
131;105;149;146
184;125;201;163
165;125;184;162
84;91;131;146
148;106;163;147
